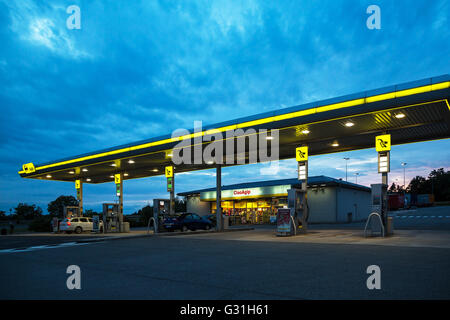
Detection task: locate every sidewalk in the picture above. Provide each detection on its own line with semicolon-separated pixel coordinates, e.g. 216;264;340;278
170;226;450;249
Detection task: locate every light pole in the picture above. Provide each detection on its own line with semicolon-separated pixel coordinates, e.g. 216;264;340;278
343;157;350;182
401;162;407;190
355;172;359;184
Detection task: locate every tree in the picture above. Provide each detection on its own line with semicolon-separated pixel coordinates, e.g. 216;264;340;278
47;195;78;218
83;209;100;217
389;183;398;193
389;183;404;193
407;168;450;201
407;176;428;194
14;203;43;220
428;168;450;201
136;205;153;224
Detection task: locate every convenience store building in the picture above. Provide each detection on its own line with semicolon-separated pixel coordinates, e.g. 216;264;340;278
178;176;371;224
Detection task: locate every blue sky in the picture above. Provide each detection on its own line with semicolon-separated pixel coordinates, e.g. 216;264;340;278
0;0;449;214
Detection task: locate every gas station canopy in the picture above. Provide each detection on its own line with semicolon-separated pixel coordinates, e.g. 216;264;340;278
19;75;450;184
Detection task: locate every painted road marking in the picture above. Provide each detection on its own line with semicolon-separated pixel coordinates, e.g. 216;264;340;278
394;215;450;219
0;242;91;254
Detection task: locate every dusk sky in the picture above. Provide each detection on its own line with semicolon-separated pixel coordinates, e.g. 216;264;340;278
0;0;449;214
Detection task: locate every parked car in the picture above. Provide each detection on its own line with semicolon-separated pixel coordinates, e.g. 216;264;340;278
203;214;233;227
204;214;217;227
163;213;213;232
60;217;103;234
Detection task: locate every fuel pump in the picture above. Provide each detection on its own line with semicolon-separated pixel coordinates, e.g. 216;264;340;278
63;206;81;219
102;203;120;233
152;198;170;233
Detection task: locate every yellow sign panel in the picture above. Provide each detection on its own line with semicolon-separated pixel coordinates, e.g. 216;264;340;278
114;174;121;184
296;147;308;161
165;166;173;178
22;163;35;173
75;180;81;189
376;134;391;152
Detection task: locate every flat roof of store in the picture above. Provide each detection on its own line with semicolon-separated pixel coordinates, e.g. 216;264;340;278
178;176;371;196
19;74;450;183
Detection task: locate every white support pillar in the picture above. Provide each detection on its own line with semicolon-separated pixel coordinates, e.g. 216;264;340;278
216;165;223;231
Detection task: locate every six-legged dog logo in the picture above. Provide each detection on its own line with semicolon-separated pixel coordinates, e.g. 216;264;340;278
377;138;388;149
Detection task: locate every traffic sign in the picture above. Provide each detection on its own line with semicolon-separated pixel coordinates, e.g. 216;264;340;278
296;146;308;162
114;173;121;184
165;166;173;178
22;163;35;173
376;134;391;152
75;179;81;189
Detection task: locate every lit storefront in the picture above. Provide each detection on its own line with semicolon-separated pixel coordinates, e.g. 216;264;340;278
178;176;372;224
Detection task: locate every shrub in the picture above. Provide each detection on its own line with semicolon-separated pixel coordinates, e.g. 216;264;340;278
28;216;53;232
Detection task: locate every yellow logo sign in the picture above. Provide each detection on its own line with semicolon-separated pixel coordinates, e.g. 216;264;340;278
114;174;121;184
22;163;36;173
376;134;391;152
165;166;173;178
75;180;81;189
296;147;308;161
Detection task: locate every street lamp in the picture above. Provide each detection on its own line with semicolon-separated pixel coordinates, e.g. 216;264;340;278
343;157;350;182
401;162;407;190
355;172;359;184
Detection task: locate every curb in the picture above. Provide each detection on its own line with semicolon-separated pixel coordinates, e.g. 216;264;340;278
155;227;255;237
76;227;255;242
76;233;153;243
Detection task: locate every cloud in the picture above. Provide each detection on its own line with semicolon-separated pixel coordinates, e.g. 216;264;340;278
6;1;92;60
0;0;449;213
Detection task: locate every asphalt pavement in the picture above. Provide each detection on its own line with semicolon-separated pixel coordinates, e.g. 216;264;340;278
1;206;449;299
1;228;450;299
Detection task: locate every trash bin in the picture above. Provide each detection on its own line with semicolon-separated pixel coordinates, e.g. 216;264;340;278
223;215;229;229
386;217;394;236
120;222;130;233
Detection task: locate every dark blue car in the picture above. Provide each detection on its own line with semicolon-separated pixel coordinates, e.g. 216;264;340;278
163;213;213;232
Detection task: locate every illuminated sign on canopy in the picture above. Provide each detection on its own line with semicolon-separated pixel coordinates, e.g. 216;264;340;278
200;185;292;201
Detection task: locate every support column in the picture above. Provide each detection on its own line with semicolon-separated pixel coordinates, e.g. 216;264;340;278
382;172;388;227
216;165;223;231
79;183;83;215
165;166;175;215
75;179;83;216
119;173;124;228
376;133;391;235
170;173;175;215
